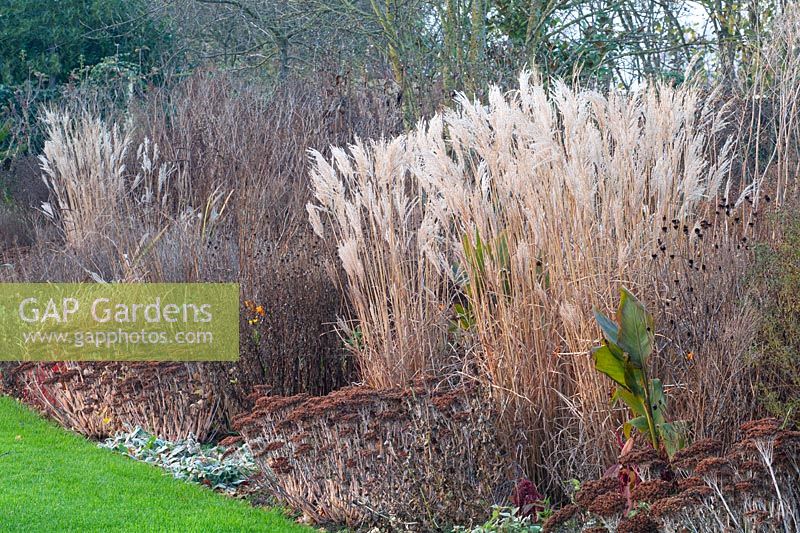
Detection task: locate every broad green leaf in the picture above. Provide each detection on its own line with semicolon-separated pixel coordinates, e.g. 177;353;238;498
649;378;664;402
495;233;513;298
593;309;619;345
628;416;650;432
649;379;667;425
610;341;626;361
658;421;687;458
592;345;627;388
624;416;650;439
453;303;475;330
613;387;647;416
616;287;654;368
624;363;646;395
461;230;487;297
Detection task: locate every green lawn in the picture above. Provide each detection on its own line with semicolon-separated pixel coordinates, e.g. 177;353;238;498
0;396;312;532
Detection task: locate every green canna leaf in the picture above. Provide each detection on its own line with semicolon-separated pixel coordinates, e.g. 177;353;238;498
592;345;628;388
616;287;654;369
594;309;620;345
593;286;687;456
649;379;668;425
624;416;650;440
613;387;647;417
658;421;687;458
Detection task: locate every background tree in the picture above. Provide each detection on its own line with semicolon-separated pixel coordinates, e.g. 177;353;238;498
0;0;171;86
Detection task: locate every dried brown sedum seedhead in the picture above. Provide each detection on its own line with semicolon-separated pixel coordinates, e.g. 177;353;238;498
587;492;627;517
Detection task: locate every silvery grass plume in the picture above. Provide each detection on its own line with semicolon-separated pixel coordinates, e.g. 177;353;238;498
308;138;453;388
37;108;231;283
309;71;751;490
39;110;130;247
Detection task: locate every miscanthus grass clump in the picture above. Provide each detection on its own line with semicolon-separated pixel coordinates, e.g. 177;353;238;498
308;71;754;491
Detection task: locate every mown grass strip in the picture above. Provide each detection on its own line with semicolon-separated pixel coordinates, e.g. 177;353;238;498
0;396;310;532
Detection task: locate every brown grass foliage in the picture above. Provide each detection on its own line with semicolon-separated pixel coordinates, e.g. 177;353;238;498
133;72;401;405
2;7;800;523
222;72;401;400
3;103;235;284
0;70;402;437
0;205;32;249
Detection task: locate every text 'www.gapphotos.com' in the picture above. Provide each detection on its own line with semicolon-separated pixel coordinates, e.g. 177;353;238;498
21;329;214;348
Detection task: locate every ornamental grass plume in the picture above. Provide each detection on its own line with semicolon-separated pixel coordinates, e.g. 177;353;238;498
39;109;129;248
308;70;757;491
307;138;454;388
